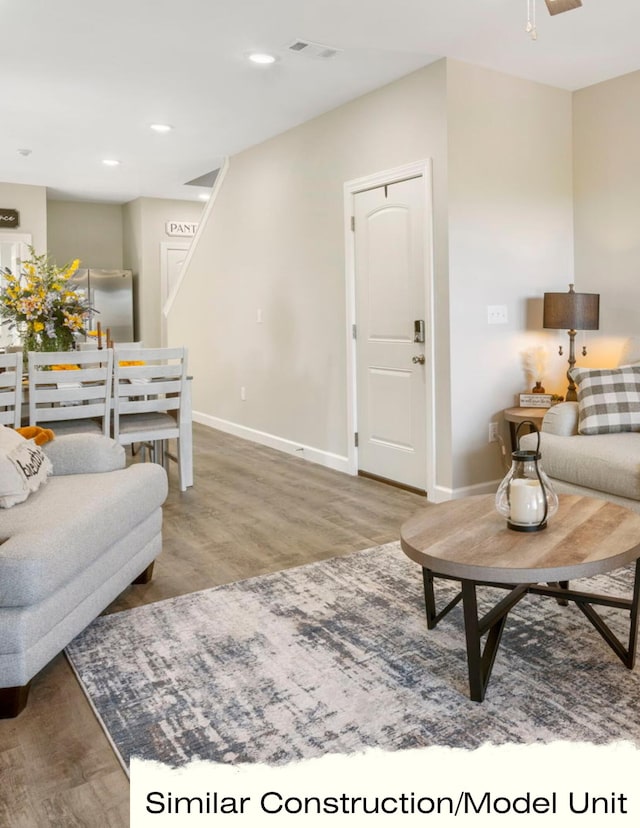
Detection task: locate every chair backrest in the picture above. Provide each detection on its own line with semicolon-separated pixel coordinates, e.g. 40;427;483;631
0;351;23;429
27;349;114;435
113;341;143;350
113;347;187;437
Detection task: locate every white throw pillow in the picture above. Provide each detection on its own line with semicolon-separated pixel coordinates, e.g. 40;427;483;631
0;425;53;508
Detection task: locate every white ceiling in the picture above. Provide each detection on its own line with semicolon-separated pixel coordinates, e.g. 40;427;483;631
2;0;639;205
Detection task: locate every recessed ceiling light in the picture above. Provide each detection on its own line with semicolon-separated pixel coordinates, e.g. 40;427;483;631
102;159;120;166
248;52;277;65
198;193;210;201
150;123;173;133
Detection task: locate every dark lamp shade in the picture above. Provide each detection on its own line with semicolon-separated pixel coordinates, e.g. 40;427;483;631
543;288;599;331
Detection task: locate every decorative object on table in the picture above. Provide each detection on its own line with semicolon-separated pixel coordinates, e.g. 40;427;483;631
518;393;553;408
87;322;113;350
521;345;548;394
543;283;600;402
495;421;558;532
0;247;93;352
519;393;563;407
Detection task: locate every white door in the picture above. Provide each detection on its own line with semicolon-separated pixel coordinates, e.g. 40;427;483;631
354;176;428;491
160;242;191;345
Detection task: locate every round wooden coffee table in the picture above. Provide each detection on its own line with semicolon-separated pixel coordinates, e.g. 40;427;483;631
400;494;640;702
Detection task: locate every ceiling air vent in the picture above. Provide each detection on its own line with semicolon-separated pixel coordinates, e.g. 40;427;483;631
286;39;341;59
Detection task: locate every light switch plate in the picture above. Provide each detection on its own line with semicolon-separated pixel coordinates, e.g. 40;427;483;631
487;305;508;325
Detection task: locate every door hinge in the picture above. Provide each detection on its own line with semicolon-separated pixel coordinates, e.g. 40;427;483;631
350;215;355;232
354;432;359;447
352;323;357;339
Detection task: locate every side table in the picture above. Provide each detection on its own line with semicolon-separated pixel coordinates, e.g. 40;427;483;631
504;406;548;451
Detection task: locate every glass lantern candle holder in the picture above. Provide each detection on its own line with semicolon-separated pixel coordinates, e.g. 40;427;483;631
495;421;558;532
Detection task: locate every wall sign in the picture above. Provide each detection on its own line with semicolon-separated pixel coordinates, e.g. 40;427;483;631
165;221;198;237
0;209;19;229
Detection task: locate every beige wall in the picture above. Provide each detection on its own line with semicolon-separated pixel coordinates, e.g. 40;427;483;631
0;182;47;253
122;198;144;340
573;69;640;368
123;197;203;346
446;61;574;491
169;58;577;495
47;200;124;269
168;61;449;471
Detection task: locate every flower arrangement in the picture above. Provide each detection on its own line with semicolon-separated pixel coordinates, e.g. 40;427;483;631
0;247;93;352
522;346;548;389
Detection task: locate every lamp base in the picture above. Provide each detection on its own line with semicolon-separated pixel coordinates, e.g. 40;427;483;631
507;520;547;532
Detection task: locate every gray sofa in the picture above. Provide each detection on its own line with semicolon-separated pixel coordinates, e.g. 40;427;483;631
520;402;640;513
0;433;168;717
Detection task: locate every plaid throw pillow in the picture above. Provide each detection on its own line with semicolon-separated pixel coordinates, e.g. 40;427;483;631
571;366;640;435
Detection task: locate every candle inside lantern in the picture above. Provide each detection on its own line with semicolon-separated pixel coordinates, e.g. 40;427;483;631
509;479;545;525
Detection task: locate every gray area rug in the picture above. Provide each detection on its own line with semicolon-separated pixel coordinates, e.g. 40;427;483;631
65;542;640;771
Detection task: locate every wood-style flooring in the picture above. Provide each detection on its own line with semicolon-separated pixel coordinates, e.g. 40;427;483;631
0;424;427;827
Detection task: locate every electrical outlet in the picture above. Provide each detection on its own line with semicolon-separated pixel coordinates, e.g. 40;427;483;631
240;386;246;401
488;422;499;443
487;305;508;325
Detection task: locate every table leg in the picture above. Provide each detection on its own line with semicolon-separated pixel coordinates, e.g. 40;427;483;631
461;580;529;702
627;560;640;669
421;568;463;630
422;568;437;629
547;580;569;606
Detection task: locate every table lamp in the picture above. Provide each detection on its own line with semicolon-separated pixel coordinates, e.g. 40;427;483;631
543;284;599;402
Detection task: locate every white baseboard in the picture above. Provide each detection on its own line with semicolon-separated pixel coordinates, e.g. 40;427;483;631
193;412;351;475
430;479;501;503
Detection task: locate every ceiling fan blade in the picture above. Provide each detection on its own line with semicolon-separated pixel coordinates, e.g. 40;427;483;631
544;0;583;15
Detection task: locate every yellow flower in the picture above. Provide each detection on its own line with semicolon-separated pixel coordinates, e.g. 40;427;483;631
32;321;45;332
64;259;80;279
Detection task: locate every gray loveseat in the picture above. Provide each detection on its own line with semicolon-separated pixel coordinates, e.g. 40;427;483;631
0;433;168;717
520;402;640;513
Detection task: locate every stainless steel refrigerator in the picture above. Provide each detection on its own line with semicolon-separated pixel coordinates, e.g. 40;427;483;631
71;269;134;343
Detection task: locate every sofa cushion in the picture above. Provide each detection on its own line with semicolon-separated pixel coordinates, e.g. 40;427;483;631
541;402;579;437
570;365;640;435
0;426;53;509
44;433;126;476
520;430;640;502
0;462;168;607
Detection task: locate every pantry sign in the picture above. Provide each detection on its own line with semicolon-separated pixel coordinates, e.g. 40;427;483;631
165;221;198;237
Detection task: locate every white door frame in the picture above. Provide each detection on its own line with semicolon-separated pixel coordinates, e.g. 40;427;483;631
160;241;191;346
343;159;435;498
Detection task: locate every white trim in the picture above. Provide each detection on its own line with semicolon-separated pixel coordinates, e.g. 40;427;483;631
343;159;436;497
193;411;351;474
431;479;502;503
163;157;230;321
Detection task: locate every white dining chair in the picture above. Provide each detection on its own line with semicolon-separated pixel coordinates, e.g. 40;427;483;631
113;341;143;350
27;349;114;436
112;347;192;490
0;351;23;428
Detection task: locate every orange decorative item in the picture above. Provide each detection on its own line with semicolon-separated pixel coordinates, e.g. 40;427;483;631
16;426;55;446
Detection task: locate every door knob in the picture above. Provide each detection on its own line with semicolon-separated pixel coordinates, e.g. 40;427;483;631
412;354;426;365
